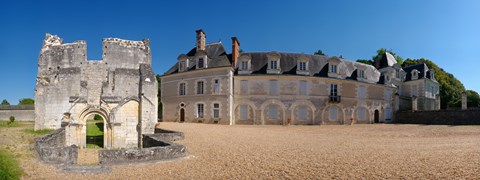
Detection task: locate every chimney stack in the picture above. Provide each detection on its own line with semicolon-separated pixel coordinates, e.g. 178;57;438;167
231;37;240;67
196;29;206;51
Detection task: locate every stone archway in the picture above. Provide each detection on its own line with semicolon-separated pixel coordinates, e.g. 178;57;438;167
77;107;112;149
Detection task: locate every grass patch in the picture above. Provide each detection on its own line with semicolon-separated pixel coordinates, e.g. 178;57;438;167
22;128;54;136
86;120;104;148
0;121;21;128
0;149;24;180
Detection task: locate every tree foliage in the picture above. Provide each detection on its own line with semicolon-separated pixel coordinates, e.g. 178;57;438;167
401;58;466;109
18;98;34;105
355;59;373;65
313;49;326;56
466;90;480;108
1;99;9;105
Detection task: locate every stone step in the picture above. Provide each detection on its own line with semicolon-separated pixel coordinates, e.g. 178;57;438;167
59;165;111;174
77;148;100;165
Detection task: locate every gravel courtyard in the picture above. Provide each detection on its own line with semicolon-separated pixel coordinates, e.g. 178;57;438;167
5;122;480;179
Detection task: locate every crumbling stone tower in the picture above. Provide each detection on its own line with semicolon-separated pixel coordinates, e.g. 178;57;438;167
35;33;158;148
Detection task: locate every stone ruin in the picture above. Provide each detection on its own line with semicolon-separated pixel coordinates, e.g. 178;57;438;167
34;34;186;166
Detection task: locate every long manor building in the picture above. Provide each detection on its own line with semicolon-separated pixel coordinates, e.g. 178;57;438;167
161;30;440;125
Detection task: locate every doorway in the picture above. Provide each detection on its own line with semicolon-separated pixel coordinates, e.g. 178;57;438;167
374;110;380;123
180;108;185;122
86;114;104;148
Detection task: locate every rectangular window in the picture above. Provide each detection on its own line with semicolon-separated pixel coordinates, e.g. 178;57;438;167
269;80;279;96
330;64;337;73
358;85;366;99
241;61;248;70
240;105;248;120
299;62;306;71
412;85;418;96
198;58;204;69
330;84;338;96
197;81;204;95
213;103;220;118
298;106;308;120
179;61;185;72
197;104;204;118
179;83;186;96
240;80;248;95
270;60;278;70
268;105;278;119
299;80;307;96
359;70;365;78
213;79;220;94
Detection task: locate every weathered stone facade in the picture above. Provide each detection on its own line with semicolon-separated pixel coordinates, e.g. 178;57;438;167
161;30;440;125
35;33;157;149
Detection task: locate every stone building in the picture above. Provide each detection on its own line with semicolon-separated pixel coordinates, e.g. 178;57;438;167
161;30;440;125
35;34;157;148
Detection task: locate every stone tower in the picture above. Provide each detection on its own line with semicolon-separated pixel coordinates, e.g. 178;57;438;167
34;33;158;148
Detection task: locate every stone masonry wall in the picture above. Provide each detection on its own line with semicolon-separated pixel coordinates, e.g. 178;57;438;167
395;109;480;125
0;105;34;121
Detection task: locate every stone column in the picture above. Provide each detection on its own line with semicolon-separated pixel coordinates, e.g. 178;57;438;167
462;92;467;110
412;96;417;112
435;94;441;110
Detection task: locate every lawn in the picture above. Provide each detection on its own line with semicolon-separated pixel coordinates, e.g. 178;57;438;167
0;149;24;180
86;119;104;148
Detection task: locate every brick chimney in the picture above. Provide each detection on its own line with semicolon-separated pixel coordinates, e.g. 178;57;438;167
231;37;240;67
196;29;206;51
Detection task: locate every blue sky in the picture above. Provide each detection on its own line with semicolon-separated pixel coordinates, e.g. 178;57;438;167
0;0;479;104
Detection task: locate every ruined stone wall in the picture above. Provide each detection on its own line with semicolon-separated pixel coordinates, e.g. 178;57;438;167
161;67;233;124
35;34;157;148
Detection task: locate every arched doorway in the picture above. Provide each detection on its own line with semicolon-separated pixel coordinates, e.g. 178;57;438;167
374;110;380;123
85;114;104;148
179;108;185;122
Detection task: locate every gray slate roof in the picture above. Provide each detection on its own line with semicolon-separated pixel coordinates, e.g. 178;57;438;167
163;42;232;75
403;63;430;81
237;52;381;84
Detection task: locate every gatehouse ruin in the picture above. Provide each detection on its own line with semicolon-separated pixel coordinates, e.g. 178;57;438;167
35;33;158;149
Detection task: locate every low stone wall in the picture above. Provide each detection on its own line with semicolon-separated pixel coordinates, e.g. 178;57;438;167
0;105;34;121
151;128;185;142
395;109;480;125
99;134;187;165
34;128;78;164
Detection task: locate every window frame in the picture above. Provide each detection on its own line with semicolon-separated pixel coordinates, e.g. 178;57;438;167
197;103;204;118
179;82;186;96
196;81;204;95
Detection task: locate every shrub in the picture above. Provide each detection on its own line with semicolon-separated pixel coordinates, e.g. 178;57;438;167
0;149;24;179
8;116;15;125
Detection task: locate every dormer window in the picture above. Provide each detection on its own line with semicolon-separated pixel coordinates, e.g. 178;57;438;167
177;54;189;72
270;60;278;69
238;54;252;75
241;61;248;70
296;55;309;75
198;58;204;69
267;52;281;74
411;69;419;80
358;70;365;79
330;64;337;73
299;61;306;71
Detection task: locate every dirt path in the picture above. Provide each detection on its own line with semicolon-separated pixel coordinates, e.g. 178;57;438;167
1;122;479;179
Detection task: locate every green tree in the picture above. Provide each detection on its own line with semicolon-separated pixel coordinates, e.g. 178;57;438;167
313;49;326;56
1;99;9;105
156;74;163;120
466;90;480;108
18;98;34;105
401;58;465;109
356;59;374;65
